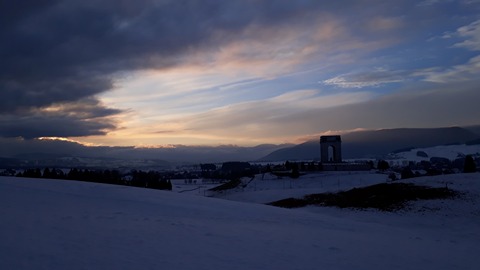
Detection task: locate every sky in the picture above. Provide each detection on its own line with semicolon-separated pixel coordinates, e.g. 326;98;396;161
1;0;480;148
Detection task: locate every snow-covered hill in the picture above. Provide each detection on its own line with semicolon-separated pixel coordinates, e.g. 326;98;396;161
1;173;480;270
387;144;480;165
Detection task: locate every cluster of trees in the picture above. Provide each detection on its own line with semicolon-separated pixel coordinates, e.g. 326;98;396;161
267;161;303;178
18;168;65;179
16;168;172;191
385;154;477;181
17;168;123;184
128;170;172;190
199;162;257;180
283;161;300;178
283;161;320;172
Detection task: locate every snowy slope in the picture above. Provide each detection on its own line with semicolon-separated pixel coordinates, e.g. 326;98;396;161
1;174;480;270
214;172;389;204
388;144;480;163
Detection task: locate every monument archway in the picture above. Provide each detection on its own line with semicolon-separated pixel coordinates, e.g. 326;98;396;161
320;135;342;163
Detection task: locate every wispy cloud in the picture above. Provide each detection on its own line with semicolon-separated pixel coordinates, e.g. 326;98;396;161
452;20;480;51
417;0;443;6
323;69;407;88
366;16;405;32
133;90;374;144
419;55;480;83
98;80;480;147
417;20;480;83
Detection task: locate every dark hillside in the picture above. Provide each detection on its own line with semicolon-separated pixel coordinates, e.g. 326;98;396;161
260;127;478;161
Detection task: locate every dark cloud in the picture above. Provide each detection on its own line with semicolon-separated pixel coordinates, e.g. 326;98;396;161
0;98;121;139
0;0;336;139
0;115;115;139
0;75;111;113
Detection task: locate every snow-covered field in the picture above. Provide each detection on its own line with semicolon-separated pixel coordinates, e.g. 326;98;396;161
1;172;480;270
210;171;389;204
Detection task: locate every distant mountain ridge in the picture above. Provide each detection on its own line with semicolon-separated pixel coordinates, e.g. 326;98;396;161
0;138;293;168
260;127;480;161
1;126;479;167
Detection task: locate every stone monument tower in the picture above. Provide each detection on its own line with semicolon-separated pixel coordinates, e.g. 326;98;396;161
320;135;342;163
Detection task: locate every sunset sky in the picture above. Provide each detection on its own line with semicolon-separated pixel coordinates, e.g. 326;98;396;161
1;0;480;147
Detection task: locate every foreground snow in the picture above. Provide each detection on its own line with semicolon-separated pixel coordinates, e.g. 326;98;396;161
1;174;480;270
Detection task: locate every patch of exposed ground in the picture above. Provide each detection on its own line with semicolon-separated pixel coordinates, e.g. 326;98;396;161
267;183;459;211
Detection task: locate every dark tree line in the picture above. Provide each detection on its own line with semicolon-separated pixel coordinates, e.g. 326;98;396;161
128;170;172;190
383;154;478;180
16;168;172;191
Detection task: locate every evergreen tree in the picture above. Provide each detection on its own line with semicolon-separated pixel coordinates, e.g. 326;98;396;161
377;160;390;171
401;167;415;179
291;164;300;178
34;168;42;178
285;161;291;170
464;155;477;173
43;168;51;178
